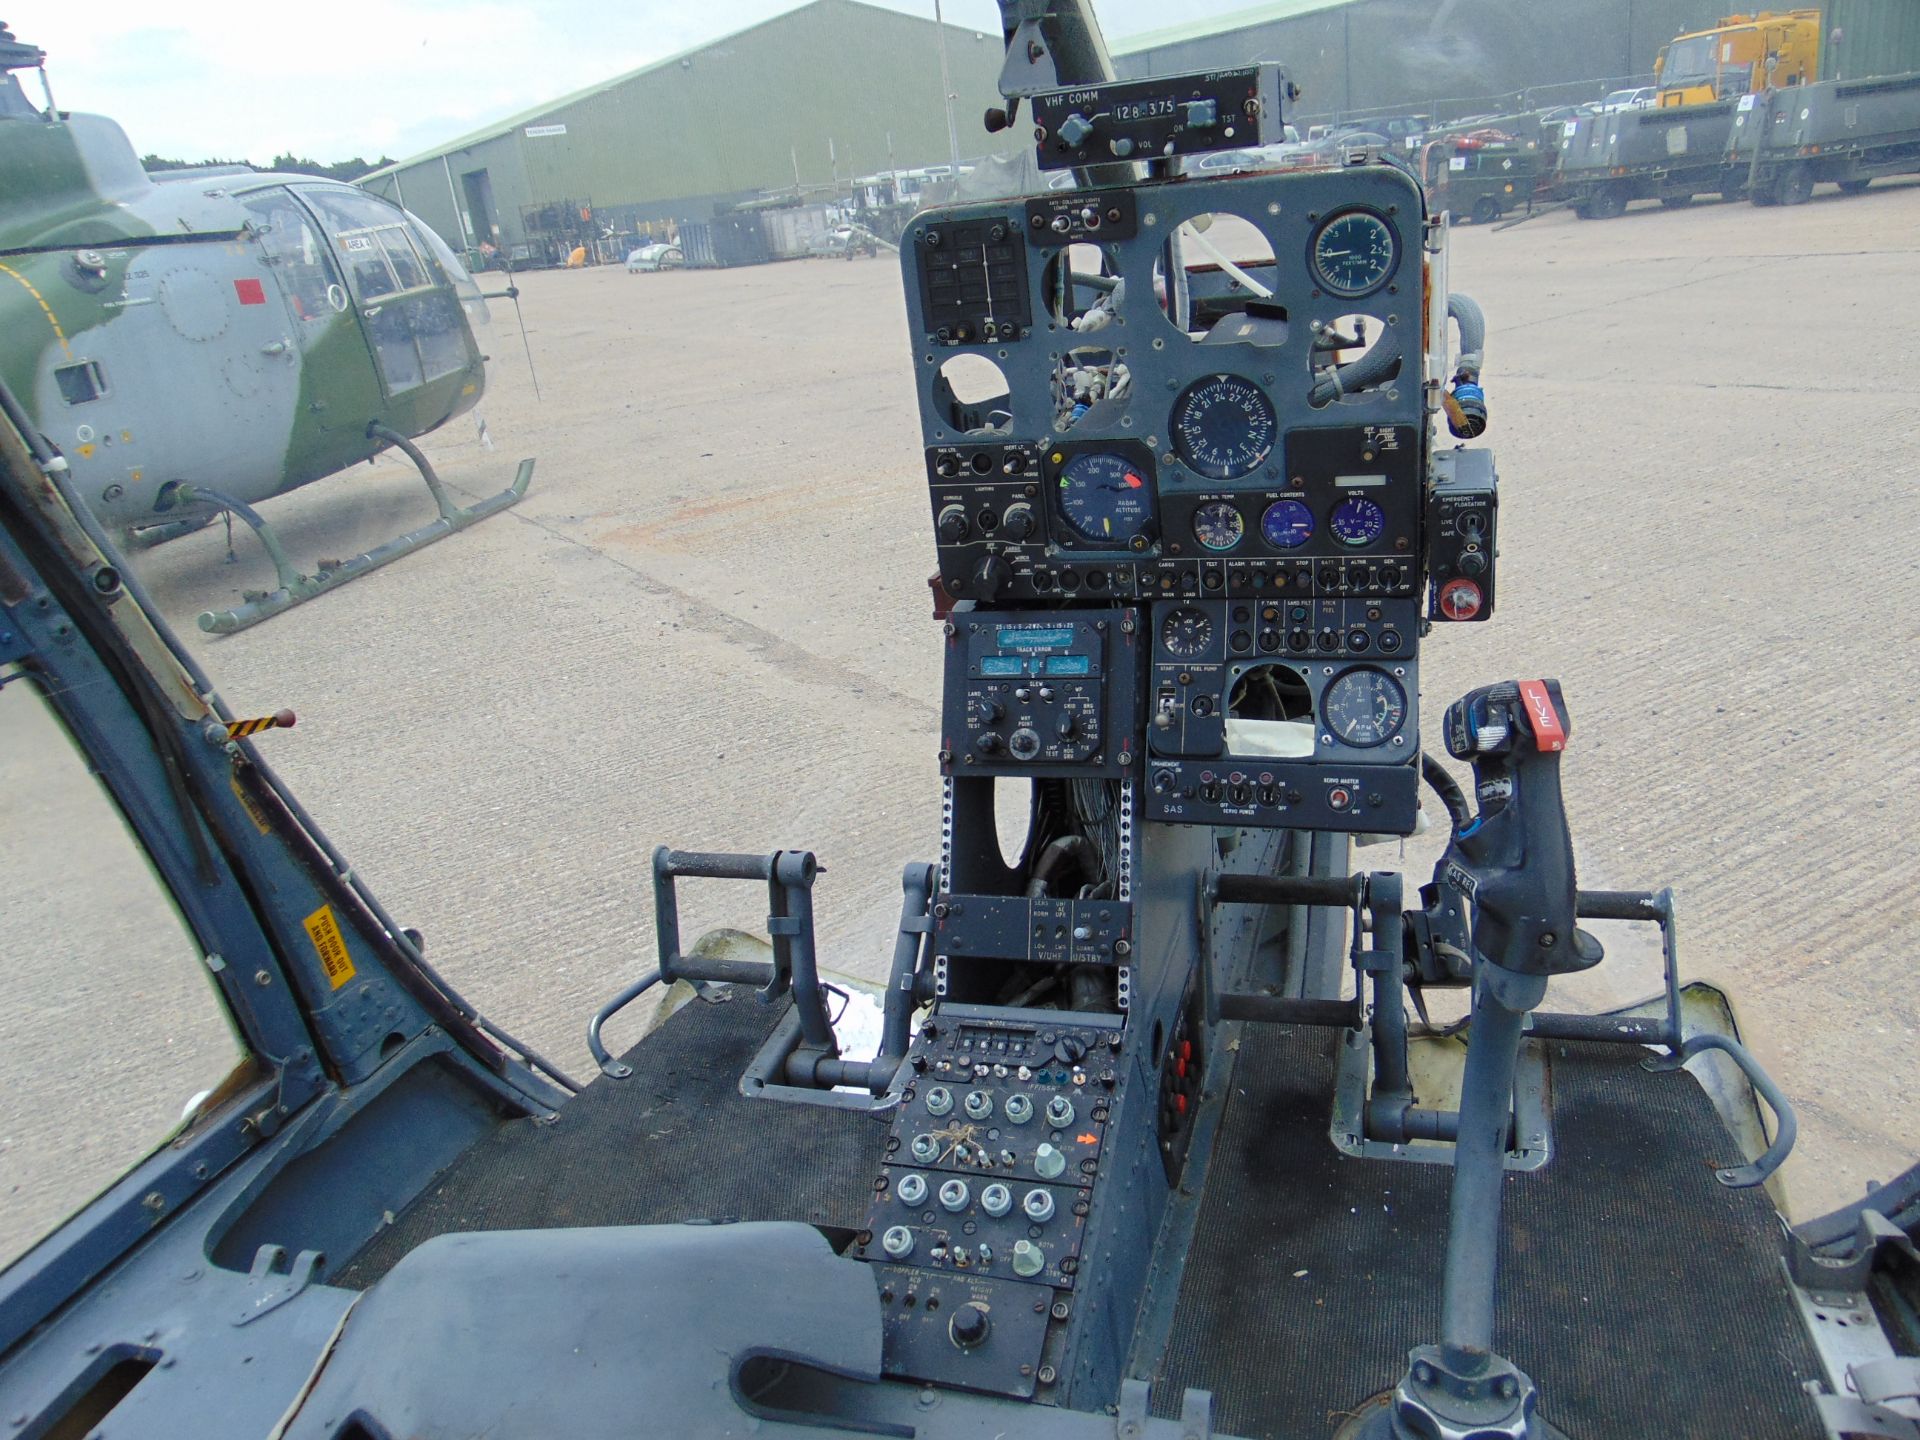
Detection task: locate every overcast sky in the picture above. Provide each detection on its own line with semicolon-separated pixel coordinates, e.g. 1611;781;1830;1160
15;0;1236;165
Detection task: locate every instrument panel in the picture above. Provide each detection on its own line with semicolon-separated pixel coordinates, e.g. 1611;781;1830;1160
910;162;1433;835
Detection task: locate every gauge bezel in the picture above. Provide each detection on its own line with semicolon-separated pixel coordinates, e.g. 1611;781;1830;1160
1168;373;1278;481
1159;605;1217;660
1191;499;1247;553
1306;207;1400;299
1329;494;1388;549
1047;441;1159;552
1260;498;1315;550
1319;666;1408;750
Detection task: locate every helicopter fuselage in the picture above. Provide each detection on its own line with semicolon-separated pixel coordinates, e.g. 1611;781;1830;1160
0;108;487;533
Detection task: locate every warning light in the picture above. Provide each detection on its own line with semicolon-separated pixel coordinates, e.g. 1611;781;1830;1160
1438;577;1483;621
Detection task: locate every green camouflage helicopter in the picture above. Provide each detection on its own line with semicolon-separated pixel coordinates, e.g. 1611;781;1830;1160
0;22;532;633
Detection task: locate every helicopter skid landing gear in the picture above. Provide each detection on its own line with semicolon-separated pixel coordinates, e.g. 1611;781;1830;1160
160;431;533;634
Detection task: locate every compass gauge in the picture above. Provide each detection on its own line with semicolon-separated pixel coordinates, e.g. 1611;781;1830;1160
1169;375;1277;481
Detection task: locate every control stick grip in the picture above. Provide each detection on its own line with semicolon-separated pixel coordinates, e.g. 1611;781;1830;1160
1438;680;1601;979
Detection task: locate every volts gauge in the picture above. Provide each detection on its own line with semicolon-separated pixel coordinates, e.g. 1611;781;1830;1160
1309;209;1399;298
1330;495;1386;548
1169;374;1277;480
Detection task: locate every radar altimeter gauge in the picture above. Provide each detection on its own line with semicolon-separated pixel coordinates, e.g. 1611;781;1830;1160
1160;606;1215;659
1056;451;1155;546
1191;500;1245;552
1309;209;1399;298
1169;375;1277;481
1321;667;1407;748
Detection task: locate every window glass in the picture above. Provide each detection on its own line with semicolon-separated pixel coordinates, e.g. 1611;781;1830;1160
241;189;342;324
379;228;429;292
0;673;245;1271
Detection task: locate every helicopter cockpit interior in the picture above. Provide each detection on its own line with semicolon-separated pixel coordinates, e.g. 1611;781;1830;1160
0;6;1916;1440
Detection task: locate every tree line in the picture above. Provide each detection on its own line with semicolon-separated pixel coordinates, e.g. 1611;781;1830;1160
138;153;397;181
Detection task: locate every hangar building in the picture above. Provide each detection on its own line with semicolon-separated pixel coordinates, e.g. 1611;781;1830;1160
358;0;1009;260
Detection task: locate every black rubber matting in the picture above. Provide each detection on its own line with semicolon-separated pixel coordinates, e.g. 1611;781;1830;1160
1153;1026;1824;1440
340;987;890;1289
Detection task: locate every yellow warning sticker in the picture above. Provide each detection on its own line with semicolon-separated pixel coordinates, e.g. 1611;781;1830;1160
229;772;273;835
303;904;357;990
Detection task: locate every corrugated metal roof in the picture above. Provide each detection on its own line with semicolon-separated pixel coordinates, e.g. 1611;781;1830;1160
1111;0;1357;55
360;0;963;180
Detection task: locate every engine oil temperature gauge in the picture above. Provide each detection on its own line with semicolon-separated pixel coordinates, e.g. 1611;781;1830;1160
1191;501;1245;552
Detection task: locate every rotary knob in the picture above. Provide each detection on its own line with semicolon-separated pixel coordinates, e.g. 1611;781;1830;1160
973;553;1010;597
937;505;969;543
949;1303;991;1349
1000;502;1036;541
1034;1143;1067;1179
1011;1239;1045;1278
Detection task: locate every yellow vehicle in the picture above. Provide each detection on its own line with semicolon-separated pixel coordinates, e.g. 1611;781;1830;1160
1654;9;1823;106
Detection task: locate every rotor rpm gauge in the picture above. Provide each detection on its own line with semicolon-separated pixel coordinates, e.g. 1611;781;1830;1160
1169;375;1277;481
1321;667;1408;749
1309;209;1399;298
1191;501;1246;552
1056;451;1155;546
1160;606;1215;659
1330;495;1386;548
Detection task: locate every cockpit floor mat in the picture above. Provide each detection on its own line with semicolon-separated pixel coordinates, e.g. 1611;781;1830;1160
1151;1025;1824;1440
338;986;889;1289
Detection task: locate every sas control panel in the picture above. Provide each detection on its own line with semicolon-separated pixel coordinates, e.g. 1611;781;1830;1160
1143;598;1420;834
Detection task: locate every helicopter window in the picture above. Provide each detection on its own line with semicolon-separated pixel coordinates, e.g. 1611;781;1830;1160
240;192;341;323
0;671;246;1272
53;360;106;405
340;236;400;301
407;293;469;381
378;228;430;292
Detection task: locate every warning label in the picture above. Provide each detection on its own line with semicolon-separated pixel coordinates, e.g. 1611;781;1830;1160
303;904;357;990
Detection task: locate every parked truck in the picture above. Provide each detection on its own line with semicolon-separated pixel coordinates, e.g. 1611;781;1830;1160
1654;10;1823;107
1416;130;1549;223
1555;100;1745;217
1729;68;1920;202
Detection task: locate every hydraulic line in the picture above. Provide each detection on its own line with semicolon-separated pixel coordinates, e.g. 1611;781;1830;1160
1421;752;1472;831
